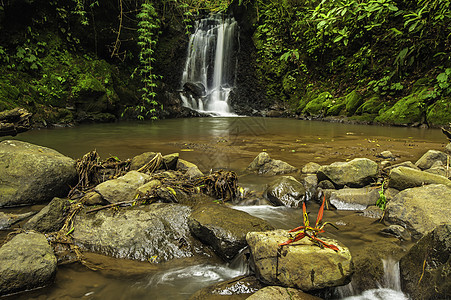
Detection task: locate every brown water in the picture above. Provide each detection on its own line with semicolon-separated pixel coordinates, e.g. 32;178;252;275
0;117;447;299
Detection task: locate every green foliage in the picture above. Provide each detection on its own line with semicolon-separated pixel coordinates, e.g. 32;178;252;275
376;182;386;210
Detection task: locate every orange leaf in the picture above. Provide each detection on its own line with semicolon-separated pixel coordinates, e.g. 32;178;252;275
315;195;326;228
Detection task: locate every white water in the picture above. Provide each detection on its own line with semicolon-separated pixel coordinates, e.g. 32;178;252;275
339;258;409;300
181;15;238;116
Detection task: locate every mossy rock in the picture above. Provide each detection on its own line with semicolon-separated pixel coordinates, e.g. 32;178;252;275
427;98;451;126
412;78;430;94
303;91;332;116
355;96;383;115
345;90;363;116
326;96;346;116
375;88;433;125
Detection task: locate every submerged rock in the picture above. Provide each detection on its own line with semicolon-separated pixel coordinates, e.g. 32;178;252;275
0;211;35;230
247;152;297;175
23;197;71;233
0;232;57;296
188;203;273;260
189;275;264;300
247;286;322;300
329;187;379;211
73;203;206;262
385;184;451;239
317;158;378;188
265;176;306;208
94;171;150;203
400;224;450;300
0;140;77;207
388;166;451;190
246;230;353;291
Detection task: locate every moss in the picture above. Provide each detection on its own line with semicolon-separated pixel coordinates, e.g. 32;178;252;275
355;96;383;115
375;88;433;125
426;98;451;126
325;96;346;116
345;90;363;116
303;91;332;116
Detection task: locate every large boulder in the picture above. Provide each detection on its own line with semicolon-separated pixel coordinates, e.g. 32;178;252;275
400;224;450;300
388;166;451;190
329;187;380;210
317;158;378;188
73;203;206;262
94;171;150;203
246;286;322;300
246;230;353;291
0;140;78;207
385;184;451;239
265;176;306;208
247;152;297;175
188;203;273;260
0;232;57;296
415;150;448;170
23;197;71;233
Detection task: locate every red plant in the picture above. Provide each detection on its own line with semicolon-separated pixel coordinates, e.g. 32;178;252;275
279;196;339;251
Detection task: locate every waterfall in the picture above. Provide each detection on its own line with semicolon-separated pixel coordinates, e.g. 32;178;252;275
180;15;238;116
338;258;409;300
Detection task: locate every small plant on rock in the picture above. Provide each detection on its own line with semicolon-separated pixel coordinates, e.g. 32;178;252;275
279;196;339;251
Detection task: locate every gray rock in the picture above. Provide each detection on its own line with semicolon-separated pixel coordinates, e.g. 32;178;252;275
189;275;264;300
303;175;318;202
360;206;384;219
265;176;306;208
377;150;396;160
317;158;378;188
177;159;199;171
424;161;447;177
0;232;57;296
0;140;77;207
415;150;448;170
129;151;157;170
135;179;162;197
246;286;322;300
74;203;205;262
318;180;335;190
247;152;297;175
81;191;107;206
384;161;420;172
385;184;451;239
95;171;150;203
23;197;71;233
388;166;451;190
400;224;450;300
188;203;273;260
246;229;353;291
0;211;35;230
302;162;321;174
185;166;204;179
329;187;380;211
380;224;411;241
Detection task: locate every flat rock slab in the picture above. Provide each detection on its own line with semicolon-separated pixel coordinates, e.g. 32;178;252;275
385;184;451;239
188;203;274;260
73;203;205;262
388;166;451;190
0;140;77;207
246;230;353;291
0;232;57;296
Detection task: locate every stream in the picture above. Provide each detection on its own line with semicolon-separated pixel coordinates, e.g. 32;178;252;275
0;117;446;299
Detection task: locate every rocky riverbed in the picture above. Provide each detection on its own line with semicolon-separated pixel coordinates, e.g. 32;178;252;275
0;138;450;299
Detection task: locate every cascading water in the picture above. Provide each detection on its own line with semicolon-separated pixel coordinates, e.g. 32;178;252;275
180;15;238;116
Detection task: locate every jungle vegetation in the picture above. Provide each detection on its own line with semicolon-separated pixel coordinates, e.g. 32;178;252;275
0;0;449;125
